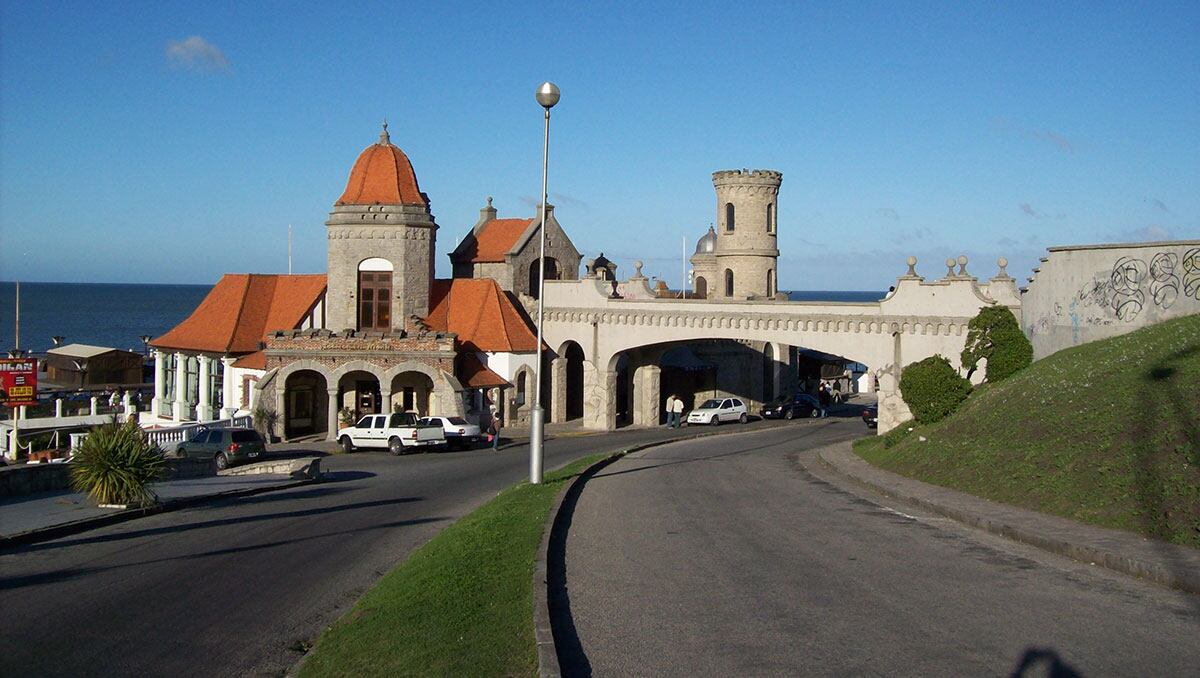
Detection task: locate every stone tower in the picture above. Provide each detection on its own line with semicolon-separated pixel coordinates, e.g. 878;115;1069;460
326;123;438;333
712;169;782;300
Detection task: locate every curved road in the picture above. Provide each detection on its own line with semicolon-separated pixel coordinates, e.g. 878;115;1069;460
560;421;1200;676
0;423;761;677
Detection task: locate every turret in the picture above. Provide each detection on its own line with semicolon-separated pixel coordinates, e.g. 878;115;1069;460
712;169;782;299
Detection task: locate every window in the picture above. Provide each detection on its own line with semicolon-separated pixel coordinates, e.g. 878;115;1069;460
358;271;392;331
767;270;775;297
694;277;707;299
766;203;774;233
725;203;735;231
516;371;527;406
724;269;734;297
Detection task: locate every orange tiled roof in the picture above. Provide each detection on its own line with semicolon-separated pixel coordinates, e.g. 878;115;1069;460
336;129;426;207
425;278;537;353
151;274;326;354
458;218;534;263
457;353;509;388
232;351;266;370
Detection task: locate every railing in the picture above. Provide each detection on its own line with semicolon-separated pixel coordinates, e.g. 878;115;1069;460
144;415;254;447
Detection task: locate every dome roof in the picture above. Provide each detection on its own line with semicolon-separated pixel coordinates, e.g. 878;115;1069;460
694;226;716;254
336;123;427;207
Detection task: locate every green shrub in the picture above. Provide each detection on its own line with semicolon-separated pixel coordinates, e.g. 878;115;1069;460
961;306;1033;382
71;418;165;506
900;355;972;424
253;403;279;439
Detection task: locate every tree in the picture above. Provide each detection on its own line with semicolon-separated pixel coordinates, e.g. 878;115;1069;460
900;355;972;424
961;306;1033;383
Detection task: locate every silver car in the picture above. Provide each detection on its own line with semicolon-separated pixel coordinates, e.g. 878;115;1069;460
686;398;749;426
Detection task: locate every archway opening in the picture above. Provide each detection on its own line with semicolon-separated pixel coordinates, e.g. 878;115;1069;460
284;369;328;439
724;269;734;297
562;341;585;420
762;343;776;403
614;352;631;427
694;276;707;299
338;370;381;422
391;371;435;416
528;257;560;299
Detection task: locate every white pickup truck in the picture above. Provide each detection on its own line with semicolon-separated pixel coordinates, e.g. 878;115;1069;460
337;412;445;455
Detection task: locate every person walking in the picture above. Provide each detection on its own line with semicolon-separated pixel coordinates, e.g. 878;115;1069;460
107;389;119;410
488;414;502;451
665;394;677;428
671;395;684;428
818;381;830;418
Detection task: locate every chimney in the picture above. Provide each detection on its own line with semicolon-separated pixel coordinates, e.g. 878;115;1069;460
480;196;497;223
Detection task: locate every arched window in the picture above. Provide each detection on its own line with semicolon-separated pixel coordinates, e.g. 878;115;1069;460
516;371;527;406
767;269;775;297
724;269;734;297
528;257;560;299
766;203;774;233
694;276;707;299
725;203;735;232
358;258;393;331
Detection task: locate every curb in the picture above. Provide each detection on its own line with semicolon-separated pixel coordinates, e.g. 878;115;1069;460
532;423;817;677
807;442;1200;596
0;476;321;550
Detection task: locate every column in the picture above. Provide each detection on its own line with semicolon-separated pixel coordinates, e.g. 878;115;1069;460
221;357;237;418
152;350;166;418
173;352;188;422
122;391;134;417
274;389;286;442
196;355;213;421
89;396;98;416
550;358;567;423
582;364;617;431
380;389;392;416
326;388;340;441
55;399;64;418
632;364;661;426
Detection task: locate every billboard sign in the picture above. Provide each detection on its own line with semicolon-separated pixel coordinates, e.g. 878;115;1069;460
0;358;39;407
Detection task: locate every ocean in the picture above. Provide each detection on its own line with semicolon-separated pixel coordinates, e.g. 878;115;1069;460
0;282;884;355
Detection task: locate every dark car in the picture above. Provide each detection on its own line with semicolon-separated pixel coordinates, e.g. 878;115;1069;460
761;393;820;420
174;427;266;470
862;404;878;428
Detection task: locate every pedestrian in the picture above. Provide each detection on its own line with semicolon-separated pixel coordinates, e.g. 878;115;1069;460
488;414;502;451
665;394;677;428
818;381;830;418
672;394;684;428
107;389;118;409
832;380;842;405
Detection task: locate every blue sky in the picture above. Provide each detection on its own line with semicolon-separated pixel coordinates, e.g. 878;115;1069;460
1;1;1197;290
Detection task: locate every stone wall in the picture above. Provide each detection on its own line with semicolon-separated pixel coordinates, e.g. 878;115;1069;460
1022;241;1200;360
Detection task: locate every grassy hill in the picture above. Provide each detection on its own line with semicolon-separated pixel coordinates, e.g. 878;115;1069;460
855;313;1200;549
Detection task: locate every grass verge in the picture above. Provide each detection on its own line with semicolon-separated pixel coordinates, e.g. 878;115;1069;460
855;314;1200;549
298;453;608;677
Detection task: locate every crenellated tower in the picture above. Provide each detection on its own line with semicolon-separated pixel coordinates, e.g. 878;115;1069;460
325;123;438;333
712;169;782;299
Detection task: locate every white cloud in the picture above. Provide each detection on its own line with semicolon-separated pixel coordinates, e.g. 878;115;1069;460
166;36;230;72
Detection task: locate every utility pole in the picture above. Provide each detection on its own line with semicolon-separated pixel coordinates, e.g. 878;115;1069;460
288;225;293;274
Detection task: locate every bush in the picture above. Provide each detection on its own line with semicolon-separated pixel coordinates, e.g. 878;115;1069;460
961;306;1033;382
253;403;279;439
900;355;972;424
71;418;165;506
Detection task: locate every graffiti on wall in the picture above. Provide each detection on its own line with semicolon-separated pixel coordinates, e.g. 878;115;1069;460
1076;248;1200;323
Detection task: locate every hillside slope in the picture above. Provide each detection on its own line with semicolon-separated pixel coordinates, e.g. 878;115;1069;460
856;313;1200;548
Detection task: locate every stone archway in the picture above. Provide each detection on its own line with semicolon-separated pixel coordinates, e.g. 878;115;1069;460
338;370;381;421
561;341;585;420
391;371;435;416
284;369;328;439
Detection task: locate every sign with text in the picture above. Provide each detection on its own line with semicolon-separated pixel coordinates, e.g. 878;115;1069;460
0;358;39;407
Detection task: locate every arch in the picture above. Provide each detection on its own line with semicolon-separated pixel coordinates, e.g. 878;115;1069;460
357;260;393;331
358;257;393;271
284;369;328;439
516;369;529;407
766;203;775;234
561;341;586;421
694;276;707;299
337;369;382;421
725;202;735;232
762;342;776;403
390;371;435;416
529;257;560;299
725;269;734;297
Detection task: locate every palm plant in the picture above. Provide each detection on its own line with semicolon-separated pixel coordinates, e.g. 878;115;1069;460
253;403;279;439
70;418;165;507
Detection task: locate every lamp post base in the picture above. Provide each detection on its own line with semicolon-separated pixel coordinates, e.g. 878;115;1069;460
530;407;544;484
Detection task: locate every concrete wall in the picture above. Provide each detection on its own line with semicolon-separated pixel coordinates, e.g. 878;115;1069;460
1023;241;1200;360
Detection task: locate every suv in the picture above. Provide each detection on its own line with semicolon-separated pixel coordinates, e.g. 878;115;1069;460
761;393;820;420
686;398;749;426
174;427;266;470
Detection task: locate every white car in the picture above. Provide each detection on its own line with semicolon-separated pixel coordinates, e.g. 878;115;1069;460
419;416;482;449
686;398;749;426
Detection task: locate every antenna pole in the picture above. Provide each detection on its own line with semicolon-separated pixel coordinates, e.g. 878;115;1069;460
14;280;19;351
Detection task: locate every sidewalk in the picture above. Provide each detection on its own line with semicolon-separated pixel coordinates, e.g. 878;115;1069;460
1;473;315;548
809;441;1200;595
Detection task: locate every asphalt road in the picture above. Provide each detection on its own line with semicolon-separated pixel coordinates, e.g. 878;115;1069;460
0;421;777;677
561;420;1200;677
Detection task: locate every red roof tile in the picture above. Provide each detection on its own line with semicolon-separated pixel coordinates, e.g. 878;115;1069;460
232;351;266;370
151;274;326;354
336;132;426;207
425;279;537;353
457;353;510;388
458;218;533;263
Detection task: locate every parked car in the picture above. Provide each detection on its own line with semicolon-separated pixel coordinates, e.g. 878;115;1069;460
338;412;445;455
862;404;878;428
419;416;482;449
174;427;266;470
760;393;820;420
686;398;749;426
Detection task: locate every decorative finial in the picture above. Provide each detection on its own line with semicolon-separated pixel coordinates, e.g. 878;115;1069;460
380;119;390;144
634;260;644;277
997;257;1009;277
946;258;957;277
957;255;969;276
905;256;918;277
486;196;493;207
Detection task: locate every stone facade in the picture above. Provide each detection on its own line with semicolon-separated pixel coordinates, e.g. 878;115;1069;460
713;169;782;300
1022;241;1200;360
450;201;582;298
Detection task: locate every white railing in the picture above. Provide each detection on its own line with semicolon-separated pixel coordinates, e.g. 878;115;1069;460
145;415;254;447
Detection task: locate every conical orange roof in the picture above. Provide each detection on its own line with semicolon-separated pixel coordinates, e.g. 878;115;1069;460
336;122;426;206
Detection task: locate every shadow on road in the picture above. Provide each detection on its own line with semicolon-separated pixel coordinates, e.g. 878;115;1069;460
1008;646;1082;677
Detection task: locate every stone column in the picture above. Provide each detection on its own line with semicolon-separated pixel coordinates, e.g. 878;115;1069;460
122;391;134;417
582;364;617;431
632;364;661;426
221;357;237;418
550;358;567;423
152;350;166;418
89;396;98;416
196;355;213;421
274;389;286;441
173;352;188;422
326;388;340;441
55;399;64;418
380;389;393;416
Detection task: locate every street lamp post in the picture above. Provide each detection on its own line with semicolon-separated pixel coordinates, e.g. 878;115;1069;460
530;81;560;485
